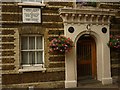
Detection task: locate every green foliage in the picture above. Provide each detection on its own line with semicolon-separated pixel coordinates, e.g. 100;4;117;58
108;35;120;49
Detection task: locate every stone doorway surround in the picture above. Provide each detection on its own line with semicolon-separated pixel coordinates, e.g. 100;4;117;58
59;7;116;88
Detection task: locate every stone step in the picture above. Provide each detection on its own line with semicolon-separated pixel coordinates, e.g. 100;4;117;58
78;79;101;85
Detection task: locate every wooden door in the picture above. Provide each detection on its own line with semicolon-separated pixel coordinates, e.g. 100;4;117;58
77;35;96;80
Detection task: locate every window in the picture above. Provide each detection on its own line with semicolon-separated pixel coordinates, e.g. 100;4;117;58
21;35;44;68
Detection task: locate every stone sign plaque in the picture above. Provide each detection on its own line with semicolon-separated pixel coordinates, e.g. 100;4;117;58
23;8;41;23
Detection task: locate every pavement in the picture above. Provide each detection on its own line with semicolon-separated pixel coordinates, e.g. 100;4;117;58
77;79;119;89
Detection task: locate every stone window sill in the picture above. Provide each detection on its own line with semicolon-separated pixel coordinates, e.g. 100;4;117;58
19;65;46;72
18;2;46;7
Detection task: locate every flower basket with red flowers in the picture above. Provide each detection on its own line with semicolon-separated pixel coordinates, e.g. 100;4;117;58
107;35;120;50
49;36;74;53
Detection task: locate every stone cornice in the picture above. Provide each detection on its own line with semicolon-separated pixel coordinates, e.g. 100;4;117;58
59;7;116;16
59;7;116;24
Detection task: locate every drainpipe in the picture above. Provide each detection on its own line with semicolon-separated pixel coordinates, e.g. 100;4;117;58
0;0;2;89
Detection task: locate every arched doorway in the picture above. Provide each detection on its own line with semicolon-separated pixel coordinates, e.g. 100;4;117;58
77;34;97;82
60;8;113;87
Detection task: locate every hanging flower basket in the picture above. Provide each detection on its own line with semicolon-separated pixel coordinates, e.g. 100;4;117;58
49;36;74;53
107;35;120;50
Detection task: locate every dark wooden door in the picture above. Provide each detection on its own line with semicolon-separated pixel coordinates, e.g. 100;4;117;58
77;35;96;80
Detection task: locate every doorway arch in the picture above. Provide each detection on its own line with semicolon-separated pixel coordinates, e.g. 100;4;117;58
77;34;97;81
60;7;114;88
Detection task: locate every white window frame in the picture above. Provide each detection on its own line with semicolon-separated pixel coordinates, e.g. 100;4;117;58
19;35;46;72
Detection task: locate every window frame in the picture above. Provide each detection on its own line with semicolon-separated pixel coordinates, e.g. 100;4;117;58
19;35;45;71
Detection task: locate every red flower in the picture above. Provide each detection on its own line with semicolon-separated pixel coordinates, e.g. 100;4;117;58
108;35;120;49
49;36;74;53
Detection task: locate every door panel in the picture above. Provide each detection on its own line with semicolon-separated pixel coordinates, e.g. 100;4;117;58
77;36;96;80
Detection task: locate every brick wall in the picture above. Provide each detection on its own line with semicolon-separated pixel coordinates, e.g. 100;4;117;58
1;2;120;88
1;2;73;88
110;18;120;83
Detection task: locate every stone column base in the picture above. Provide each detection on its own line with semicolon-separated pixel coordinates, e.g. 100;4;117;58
102;77;112;85
65;80;77;88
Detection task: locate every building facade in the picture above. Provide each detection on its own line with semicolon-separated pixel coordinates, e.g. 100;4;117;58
1;1;120;89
